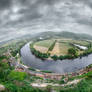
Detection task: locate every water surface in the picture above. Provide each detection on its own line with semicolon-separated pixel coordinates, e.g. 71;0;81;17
21;43;92;74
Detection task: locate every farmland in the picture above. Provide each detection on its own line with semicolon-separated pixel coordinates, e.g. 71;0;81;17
33;38;90;56
34;39;55;48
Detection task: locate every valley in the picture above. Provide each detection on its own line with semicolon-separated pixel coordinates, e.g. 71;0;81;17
1;32;92;92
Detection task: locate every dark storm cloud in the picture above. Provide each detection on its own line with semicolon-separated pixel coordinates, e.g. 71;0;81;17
0;0;92;42
0;0;11;9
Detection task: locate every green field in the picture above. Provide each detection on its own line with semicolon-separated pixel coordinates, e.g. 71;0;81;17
34;38;91;56
59;39;89;46
59;42;72;55
35;39;55;48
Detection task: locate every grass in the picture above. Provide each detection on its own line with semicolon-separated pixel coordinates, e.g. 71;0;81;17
0;40;27;55
34;39;91;56
35;39;55;48
48;40;56;51
59;39;89;46
41;70;52;73
70;40;89;46
59;42;72;55
57;71;92;92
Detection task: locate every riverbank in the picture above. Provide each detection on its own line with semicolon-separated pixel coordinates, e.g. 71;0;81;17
1;40;92;92
21;43;92;73
30;39;92;61
30;44;92;61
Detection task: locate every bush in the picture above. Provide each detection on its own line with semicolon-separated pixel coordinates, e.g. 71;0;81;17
5;83;18;92
68;48;77;56
11;50;19;57
86;71;92;78
51;55;58;60
0;62;10;80
28;67;36;71
59;79;91;92
0;55;7;61
8;71;27;81
30;46;50;59
41;70;52;73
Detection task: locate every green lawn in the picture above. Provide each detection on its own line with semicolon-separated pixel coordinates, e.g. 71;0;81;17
71;40;89;46
35;39;55;48
59;39;89;46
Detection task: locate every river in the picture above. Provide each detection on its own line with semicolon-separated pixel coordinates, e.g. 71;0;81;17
21;43;92;74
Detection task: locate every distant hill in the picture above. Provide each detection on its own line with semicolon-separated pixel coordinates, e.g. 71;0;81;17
1;31;92;46
35;31;92;40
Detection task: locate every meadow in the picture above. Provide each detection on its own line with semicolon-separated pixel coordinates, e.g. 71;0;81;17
34;38;90;56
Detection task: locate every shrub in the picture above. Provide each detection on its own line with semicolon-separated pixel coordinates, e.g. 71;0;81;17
5;83;18;92
41;70;52;73
0;62;10;80
51;55;58;60
0;55;7;61
86;71;92;78
8;71;27;81
68;48;77;56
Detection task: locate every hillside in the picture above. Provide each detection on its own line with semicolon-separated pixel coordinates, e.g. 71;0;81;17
35;31;92;40
0;32;92;92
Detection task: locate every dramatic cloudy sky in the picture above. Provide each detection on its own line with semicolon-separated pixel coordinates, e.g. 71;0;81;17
0;0;92;42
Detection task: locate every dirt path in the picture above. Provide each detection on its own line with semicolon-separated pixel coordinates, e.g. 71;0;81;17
31;79;81;88
64;79;81;86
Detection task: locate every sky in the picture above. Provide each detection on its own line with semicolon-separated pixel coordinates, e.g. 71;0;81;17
0;0;92;42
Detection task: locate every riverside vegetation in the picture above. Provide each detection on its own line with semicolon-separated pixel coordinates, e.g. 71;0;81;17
30;39;92;61
1;32;92;92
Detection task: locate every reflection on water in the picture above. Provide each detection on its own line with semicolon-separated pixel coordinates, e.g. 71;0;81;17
21;43;92;74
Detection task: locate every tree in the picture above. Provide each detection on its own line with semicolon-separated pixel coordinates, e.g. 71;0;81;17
68;48;77;56
8;70;27;81
51;55;58;60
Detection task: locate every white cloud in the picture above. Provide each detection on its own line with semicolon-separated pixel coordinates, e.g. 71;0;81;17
0;0;92;42
9;13;23;21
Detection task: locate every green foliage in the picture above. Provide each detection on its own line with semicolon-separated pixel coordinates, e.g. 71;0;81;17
86;71;92;78
68;48;77;56
80;48;92;57
11;50;19;57
0;60;46;92
48;40;57;51
30;45;50;59
28;67;36;71
59;79;91;92
51;55;59;60
5;82;18;92
46;85;52;92
0;41;48;92
0;62;10;80
0;55;7;61
69;71;92;81
0;40;26;55
59;55;75;60
35;40;55;48
4;81;47;92
87;43;92;49
8;71;27;81
41;70;52;73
